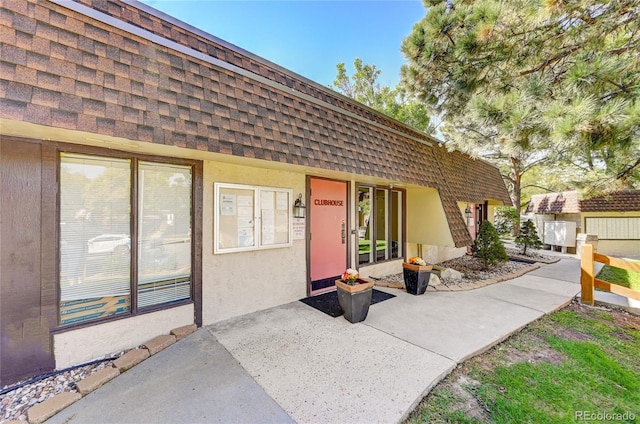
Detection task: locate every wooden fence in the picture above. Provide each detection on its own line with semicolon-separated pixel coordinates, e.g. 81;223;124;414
580;244;640;305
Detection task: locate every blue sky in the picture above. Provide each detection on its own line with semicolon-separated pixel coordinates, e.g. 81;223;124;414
139;1;426;88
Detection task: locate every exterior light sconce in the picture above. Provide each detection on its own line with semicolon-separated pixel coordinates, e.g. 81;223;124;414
465;205;472;220
293;193;306;218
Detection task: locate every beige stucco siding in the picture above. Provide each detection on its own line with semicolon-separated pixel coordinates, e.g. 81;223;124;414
407;188;455;246
202;161;307;324
404;189;464;264
54;304;194;368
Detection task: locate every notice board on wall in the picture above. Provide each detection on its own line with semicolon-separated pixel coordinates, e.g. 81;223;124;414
215;183;292;253
217;186;256;250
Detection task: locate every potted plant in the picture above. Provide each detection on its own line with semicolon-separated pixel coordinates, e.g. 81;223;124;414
335;268;374;323
402;257;432;295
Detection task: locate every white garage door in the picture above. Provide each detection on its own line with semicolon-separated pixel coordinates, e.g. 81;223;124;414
585;217;640;239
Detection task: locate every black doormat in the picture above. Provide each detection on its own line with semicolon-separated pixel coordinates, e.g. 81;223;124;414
300;289;396;318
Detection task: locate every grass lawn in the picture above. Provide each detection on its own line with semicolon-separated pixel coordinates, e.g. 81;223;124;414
406;302;640;423
596;263;640;291
358;239;386;254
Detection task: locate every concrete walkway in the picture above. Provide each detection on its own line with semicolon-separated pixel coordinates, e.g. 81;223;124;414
47;259;581;424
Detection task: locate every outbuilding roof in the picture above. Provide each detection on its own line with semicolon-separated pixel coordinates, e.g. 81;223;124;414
526;190;640;214
580;190;640;212
526;191;581;214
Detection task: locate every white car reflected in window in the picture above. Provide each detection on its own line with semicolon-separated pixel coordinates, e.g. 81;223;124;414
87;234;131;255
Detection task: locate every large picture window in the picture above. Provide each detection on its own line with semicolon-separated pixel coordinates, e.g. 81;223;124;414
358;185;404;265
59;153;194;326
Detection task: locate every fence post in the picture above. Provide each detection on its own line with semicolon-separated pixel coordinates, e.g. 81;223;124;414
580;244;595;305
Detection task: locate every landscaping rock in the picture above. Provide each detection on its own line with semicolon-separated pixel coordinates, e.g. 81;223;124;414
429;274;442;286
441;268;463;282
113;349;150;372
143;334;176;356
75;367;119;395
170;324;197;340
26;392;81;424
431;265;444;277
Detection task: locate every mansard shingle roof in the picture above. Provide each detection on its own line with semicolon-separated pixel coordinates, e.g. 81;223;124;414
0;0;512;246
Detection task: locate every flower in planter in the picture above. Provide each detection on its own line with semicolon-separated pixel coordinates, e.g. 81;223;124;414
408;256;427;266
341;268;360;285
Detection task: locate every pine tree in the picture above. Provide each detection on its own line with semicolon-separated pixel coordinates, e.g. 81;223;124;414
401;0;640;195
331;59;434;134
472;221;508;270
515;220;543;256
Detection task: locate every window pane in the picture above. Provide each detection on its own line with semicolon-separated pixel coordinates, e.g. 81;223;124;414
375;189;388;261
261;190;290;246
60;154;131;325
358;187;373;265
391;191;402;259
138;162;192;308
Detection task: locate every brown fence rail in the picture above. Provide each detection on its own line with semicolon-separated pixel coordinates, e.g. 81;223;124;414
580;244;640;305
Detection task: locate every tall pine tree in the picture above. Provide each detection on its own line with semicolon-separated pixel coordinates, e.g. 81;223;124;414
401;0;640;202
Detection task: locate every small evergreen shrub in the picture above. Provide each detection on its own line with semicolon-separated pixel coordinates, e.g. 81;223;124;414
515;219;543;255
472;220;508;270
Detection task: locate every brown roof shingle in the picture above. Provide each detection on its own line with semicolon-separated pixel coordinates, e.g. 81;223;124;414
526;190;640;214
1;0;513;247
580;190;640;212
526;191;580;214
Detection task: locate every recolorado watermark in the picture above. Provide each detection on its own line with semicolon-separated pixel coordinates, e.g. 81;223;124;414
575;410;636;421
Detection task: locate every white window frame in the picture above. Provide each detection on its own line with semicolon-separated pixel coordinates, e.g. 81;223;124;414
214;182;293;254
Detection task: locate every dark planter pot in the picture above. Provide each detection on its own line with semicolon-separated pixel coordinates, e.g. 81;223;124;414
335;279;374;323
402;263;432;295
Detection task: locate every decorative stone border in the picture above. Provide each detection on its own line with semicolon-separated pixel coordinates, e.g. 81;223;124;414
20;324;197;424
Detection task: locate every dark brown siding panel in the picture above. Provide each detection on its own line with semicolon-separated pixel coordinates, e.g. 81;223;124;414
0;138;55;385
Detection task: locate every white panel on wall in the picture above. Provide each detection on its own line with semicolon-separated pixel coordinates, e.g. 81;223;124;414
543;221;577;247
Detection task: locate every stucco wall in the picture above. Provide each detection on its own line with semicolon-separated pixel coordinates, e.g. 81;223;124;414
406;188;455;246
54;304;194;368
359;259;405;279
202;161;307;324
405;243;466;264
595;240;640;259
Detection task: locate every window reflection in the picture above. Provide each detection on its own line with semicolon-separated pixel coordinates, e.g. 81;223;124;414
357;185;403;265
59;154;131;325
137;162;192;309
358;187;373;265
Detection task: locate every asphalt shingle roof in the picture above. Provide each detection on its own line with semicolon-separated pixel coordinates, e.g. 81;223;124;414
526;190;640;214
0;0;513;247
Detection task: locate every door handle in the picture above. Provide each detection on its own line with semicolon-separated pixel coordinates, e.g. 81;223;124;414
341;220;346;244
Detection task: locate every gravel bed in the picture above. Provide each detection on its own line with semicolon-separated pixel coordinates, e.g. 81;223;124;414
0;354;122;422
505;247;557;262
378;253;541;288
437;255;531;285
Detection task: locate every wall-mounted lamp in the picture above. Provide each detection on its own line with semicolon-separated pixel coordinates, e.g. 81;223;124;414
464;205;472;220
293;193;306;218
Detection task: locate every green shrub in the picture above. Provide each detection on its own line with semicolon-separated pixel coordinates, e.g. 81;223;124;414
515;219;543;255
494;206;520;236
472;221;508;270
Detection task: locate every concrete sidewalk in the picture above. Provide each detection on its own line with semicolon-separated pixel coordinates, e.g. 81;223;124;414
47;259;581;424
